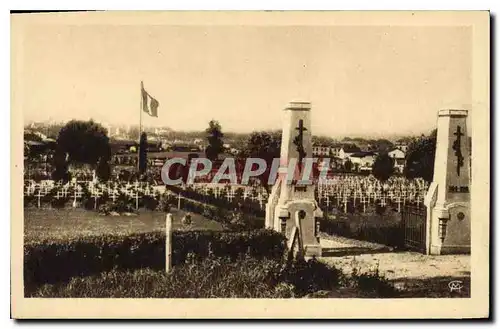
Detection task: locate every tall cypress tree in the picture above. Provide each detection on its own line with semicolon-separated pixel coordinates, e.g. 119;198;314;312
139;132;148;175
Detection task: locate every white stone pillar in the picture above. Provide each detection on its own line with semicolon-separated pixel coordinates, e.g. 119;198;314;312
425;109;470;255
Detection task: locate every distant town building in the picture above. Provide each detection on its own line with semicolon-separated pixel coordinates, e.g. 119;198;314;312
338;144;361;160
388;147;406;174
312;144;331;157
394;158;405;174
388;148;406;160
395;142;409;153
348;151;377;173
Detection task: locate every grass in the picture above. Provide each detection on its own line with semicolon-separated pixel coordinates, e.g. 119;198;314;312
24;208;224;243
26;256;399;298
29;257;285;298
321;209;405;247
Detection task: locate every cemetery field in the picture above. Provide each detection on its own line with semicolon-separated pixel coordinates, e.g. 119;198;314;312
24;208;224;243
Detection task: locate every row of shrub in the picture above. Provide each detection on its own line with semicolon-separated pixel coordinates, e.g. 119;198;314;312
24;229;287;290
26;256;398;298
166;185;266;218
177;196;265;230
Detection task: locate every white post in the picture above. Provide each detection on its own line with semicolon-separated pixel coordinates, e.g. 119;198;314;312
165;213;173;273
73;186;78;208
177;192;181;210
37;189;42;208
135;191;139;210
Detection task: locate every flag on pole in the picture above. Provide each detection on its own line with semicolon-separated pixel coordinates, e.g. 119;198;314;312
141;81;159;117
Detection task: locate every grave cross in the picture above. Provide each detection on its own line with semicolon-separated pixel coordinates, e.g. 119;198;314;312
379;197;387;208
360;197;368;213
73;186;82;208
394;197;402;213
134;189;140;210
25;184;33;196
227;188;235;203
257;193;264;209
92;187;102;209
110;188;119;202
415;196;422;208
342;195;348;213
36;187;45;208
55;189;64;200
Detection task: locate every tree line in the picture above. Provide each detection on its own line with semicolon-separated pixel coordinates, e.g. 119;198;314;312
26;119;437;185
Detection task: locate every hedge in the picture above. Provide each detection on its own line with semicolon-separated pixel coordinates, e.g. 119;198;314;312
165;185;266;218
319;218;404;248
24;229;287;289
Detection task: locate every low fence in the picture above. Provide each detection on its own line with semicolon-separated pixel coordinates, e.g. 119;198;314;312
401;205;427;253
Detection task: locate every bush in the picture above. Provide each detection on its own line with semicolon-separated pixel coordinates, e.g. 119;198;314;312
156;195;171;212
23;195;37;208
50;197;70;209
350;267;398;298
277;257;342;296
97;201;115;215
141;195;159;210
24;229;287;290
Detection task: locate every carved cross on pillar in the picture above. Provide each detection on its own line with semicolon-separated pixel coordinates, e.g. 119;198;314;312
293;119;307;178
452;125;465;176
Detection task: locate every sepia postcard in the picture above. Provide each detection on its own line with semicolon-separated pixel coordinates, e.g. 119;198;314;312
11;10;490;319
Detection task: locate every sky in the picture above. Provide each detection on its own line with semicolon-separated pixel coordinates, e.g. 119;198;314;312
19;23;472;138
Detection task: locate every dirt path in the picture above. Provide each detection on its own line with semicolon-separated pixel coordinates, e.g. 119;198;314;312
318;234;471;297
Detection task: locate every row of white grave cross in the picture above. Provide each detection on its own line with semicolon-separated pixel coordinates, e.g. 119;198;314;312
24;180;161;209
316;175;428;212
24;176;429;212
185;183;269;209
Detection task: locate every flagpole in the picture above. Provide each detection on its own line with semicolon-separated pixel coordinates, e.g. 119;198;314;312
138;81;142;172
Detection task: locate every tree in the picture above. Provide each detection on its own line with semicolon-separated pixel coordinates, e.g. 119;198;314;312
138;132;148;175
53;120;111;180
344;159;353;172
205;120;225;161
353;163;360;173
373;139;394;153
404;130;437;182
372;152;395;181
96;155;111;181
24;132;43;142
241;131;282;191
51;151;70;182
128;126;140;140
55;120;110;165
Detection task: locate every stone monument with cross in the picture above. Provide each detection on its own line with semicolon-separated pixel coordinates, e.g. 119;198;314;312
424;109;471;255
265;101;323;257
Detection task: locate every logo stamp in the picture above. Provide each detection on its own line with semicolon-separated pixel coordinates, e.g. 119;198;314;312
448;280;463;293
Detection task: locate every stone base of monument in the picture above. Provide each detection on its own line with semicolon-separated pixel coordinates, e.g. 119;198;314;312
428;203;471;255
426;186;471;255
430;245;471;255
278;200;323;259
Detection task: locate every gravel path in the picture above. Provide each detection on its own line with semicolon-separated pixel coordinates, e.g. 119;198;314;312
318;234;471;297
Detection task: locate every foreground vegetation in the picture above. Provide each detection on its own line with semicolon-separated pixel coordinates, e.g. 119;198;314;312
27;256;398;298
24;221;400;298
24;229;286;289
